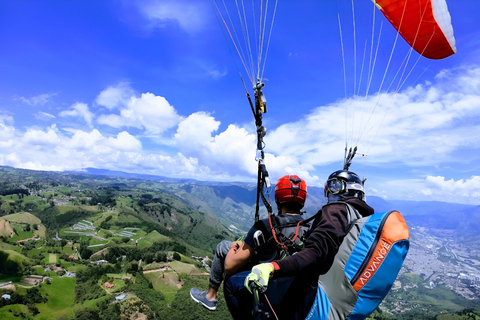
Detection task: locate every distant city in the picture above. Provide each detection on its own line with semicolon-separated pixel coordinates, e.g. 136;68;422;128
401;226;480;300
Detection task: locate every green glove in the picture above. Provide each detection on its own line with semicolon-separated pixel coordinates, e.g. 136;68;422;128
244;263;274;294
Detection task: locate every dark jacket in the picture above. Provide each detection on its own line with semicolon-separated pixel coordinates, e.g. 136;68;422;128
273;197;374;280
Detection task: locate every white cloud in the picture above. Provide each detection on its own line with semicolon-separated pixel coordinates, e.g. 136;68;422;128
107;131;142;151
66;129;103;150
96;82;134;109
34;111;56;121
0;115;15;148
378;175;480;205
59;103;94;127
2;65;480;204
98;92;182;134
22;125;61;146
95;114;124;129
423;176;480;201
206;68;228;79
266;65;480;173
0;126;144;174
174;112;257;176
174;112;220;150
138;0;208;34
17;93;57;106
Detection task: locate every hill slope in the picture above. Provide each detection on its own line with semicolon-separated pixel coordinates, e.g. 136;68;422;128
0;165;478;319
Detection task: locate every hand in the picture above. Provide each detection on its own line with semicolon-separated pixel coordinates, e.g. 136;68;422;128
244;263;274;294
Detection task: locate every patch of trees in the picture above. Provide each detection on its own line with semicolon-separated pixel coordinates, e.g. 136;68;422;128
24;181;42;191
131;203;234;254
141;203;172;218
20;240;38;256
173;252;181;261
163;275;233;320
0;188;29;196
413;309;480;320
89;191;116;207
34;207;94;236
75;264;118;303
73;299;121;320
0;201;12;216
78;243;93;260
23;201;38;213
128;271;164;317
172;243;187;255
99;215;112;229
0;287;47;309
141;193;153;201
97;241;186;265
172;216;234;254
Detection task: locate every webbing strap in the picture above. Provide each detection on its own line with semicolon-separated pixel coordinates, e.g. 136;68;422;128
344;202;362;225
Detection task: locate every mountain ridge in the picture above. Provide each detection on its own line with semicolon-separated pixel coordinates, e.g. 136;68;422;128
0;165;479;319
4;165;478;238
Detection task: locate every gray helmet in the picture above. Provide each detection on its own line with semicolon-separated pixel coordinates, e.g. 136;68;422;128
324;170;365;202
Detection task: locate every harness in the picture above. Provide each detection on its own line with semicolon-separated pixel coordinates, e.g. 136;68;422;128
253;213;316;261
253;201;362;262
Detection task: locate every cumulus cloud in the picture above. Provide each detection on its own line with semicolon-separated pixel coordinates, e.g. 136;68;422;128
0;126;144;173
22;125;61;146
138;0;208;34
174;112;257;176
174;112;220;150
0;115;15;148
267;65;480;172
98;92;182;134
96;82;134;109
65;129;103;150
59;103;94;127
2;64;480;203
423;176;480;202
380;175;480;205
107;131;142;151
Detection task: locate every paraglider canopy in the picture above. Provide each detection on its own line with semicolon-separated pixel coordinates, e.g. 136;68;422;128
373;0;456;59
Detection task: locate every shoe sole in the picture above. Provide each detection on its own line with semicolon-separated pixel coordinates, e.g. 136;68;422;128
190;291;216;311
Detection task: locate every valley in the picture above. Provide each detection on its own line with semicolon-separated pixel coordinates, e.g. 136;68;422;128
0;166;479;320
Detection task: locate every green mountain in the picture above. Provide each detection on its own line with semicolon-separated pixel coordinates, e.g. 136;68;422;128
0;166;479;320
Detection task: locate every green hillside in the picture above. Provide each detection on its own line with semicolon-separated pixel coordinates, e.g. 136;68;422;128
0;166;237;320
0;166;478;320
1;212;42;225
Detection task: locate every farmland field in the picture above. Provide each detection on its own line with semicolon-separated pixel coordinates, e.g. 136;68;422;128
0;304;30;320
169;260;197;274
137;230;170;248
144;270;180;304
56;206;79;214
49;253;57;264
34;224;46;238
0;239;20;252
34;276;76;320
1;212;41;225
9;224;35;242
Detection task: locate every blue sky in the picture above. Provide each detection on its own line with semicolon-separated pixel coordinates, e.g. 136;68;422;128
1;0;479;205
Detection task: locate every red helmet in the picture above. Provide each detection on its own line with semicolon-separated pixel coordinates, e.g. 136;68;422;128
275;175;307;209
